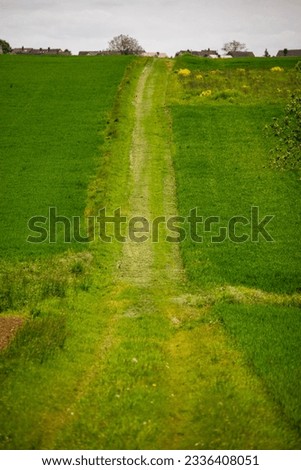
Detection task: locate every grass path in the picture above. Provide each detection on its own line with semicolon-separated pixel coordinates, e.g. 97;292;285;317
52;60;300;449
1;59;300;450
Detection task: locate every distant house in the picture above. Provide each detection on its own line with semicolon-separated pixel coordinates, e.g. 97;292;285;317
98;50;122;56
175;49;219;58
78;50;122;56
31;48;71;55
78;51;99;56
11;47;33;54
194;49;219;58
11;47;71;56
276;49;301;57
142;52;168;58
226;51;255;58
175;50;191;56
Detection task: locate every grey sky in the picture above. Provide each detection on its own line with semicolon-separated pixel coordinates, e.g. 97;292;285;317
0;0;300;56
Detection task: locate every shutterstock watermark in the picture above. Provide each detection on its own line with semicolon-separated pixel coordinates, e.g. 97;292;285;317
27;206;275;244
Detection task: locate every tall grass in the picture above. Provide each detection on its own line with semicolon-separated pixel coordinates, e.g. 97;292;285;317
0;251;93;313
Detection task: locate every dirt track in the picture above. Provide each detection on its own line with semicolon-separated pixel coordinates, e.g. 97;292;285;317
118;59;183;288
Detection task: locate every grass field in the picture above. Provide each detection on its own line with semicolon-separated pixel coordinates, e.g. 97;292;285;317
0;54;136;313
169;55;301;432
0;55;134;259
0;55;301;449
0;56;147;449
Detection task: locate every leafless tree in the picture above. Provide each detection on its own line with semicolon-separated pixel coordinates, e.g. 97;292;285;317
222;40;246;53
108;34;144;55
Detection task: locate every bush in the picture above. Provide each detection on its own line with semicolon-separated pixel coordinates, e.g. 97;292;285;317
267;94;301;170
0;39;11;54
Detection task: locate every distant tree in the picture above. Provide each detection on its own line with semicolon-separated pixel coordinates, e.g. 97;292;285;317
0;39;12;54
222;40;246;53
264;48;270;58
108;34;144;55
283;48;288;57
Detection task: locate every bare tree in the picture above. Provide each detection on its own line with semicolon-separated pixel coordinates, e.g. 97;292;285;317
108;34;144;55
222;40;246;54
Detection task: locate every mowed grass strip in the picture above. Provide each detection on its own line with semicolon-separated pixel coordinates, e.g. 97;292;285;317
0;55;133;259
52;287;173;450
170;56;301;436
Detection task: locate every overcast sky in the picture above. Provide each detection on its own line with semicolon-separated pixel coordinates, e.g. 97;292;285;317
0;0;300;56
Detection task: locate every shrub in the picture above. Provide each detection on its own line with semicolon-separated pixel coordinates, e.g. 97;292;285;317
267;94;301;169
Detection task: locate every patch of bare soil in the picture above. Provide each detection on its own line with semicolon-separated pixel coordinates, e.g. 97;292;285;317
0;316;25;351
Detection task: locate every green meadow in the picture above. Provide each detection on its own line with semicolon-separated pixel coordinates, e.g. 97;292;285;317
0;55;133;259
170;55;301;431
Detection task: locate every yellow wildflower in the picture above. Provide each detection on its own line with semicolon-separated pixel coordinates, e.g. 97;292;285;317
201;90;212;97
178;68;191;76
